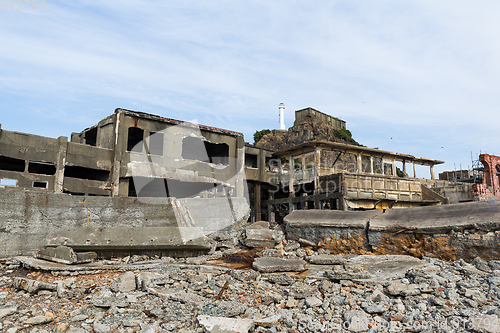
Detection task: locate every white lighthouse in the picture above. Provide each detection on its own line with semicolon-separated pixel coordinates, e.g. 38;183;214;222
279;103;285;130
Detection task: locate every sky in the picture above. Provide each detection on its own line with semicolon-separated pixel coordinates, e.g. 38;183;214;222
1;1;499;176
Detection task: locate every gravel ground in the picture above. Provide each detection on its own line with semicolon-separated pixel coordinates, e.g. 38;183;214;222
2;246;500;333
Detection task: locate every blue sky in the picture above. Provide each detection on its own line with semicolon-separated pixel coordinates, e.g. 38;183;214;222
1;1;499;176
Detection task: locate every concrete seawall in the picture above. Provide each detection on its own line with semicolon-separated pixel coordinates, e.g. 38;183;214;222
0;188;249;258
284;201;500;261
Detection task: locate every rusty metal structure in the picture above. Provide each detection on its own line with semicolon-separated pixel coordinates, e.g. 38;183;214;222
472;154;500;201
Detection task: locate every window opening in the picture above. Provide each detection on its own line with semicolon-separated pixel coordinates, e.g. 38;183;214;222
0;178;17;186
33;181;48;189
148;132;164;156
361;155;371;173
384;162;393;176
245;154;258;168
28;161;56;175
373;157;383;174
127;127;144;152
64;166;110;181
0;155;25;172
85;127;97;146
182;137;229;165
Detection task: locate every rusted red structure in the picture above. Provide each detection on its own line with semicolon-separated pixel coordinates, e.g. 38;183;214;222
472;154;500;201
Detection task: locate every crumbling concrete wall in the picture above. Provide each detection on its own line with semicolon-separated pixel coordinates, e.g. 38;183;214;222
0;188;249;258
284;201;500;261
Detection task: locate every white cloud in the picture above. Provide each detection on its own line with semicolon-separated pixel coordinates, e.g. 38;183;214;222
0;0;499;173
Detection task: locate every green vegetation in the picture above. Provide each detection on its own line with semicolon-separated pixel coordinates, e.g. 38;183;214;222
253;129;271;144
333;128;360;146
396;167;406;178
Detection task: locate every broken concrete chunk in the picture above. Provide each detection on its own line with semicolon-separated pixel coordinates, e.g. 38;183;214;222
244;229;283;248
254;315;282;328
230;270;260;282
110;271;137;293
252;257;307;273
324;265;371;280
197;315;254;333
36;245;97;264
24;315;53;325
267;273;294;285
0;305;18;319
200;301;247;318
386;283;421;296
343;310;370;332
305;296;322;308
13;277;57;294
92;290;129;308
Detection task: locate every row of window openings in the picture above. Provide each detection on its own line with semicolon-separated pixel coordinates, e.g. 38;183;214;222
0;178;48;188
256;155;397;176
0;156;109;181
127;128;230;165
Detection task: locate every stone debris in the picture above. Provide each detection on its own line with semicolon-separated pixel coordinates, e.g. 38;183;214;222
252;257;307;273
1;244;500;332
197;315;254;332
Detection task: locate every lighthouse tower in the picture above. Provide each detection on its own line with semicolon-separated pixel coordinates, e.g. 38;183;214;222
279;103;285;130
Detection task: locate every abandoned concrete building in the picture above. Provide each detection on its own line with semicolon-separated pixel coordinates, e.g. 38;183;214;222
0;107;456;224
0;108;246;198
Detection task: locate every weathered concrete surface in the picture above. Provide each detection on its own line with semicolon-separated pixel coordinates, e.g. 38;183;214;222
369;201;500;261
197;315;254;333
47;227;212;252
244;228;283;248
284;201;500;261
252;257;307;273
284;210;376;255
36;246;97;264
0;188;249;258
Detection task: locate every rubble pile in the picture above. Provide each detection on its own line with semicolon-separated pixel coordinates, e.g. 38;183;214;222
2;242;500;333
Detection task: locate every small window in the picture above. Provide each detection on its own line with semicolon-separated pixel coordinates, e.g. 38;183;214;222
0;155;25;172
245;154;258;168
0;178;17;186
85;127;97;146
33;181;48;189
127;127;144;152
28;161;56;175
148;132;164;156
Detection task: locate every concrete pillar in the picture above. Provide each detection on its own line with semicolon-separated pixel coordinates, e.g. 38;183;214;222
289;154;294;198
268;191;275;222
54;136;68;194
357;154;362;173
430;165;435;180
403;160;407;175
255;183;261;221
369;156;374;174
111;112;124;197
235;137;246;198
289;154;294;214
413;163;417;178
314;148;320;208
392;160;396;177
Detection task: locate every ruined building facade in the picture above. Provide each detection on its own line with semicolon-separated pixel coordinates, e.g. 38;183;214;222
1;107;451;225
0;109;246;199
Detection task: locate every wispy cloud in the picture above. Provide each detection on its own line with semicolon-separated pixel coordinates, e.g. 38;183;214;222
0;0;499;173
